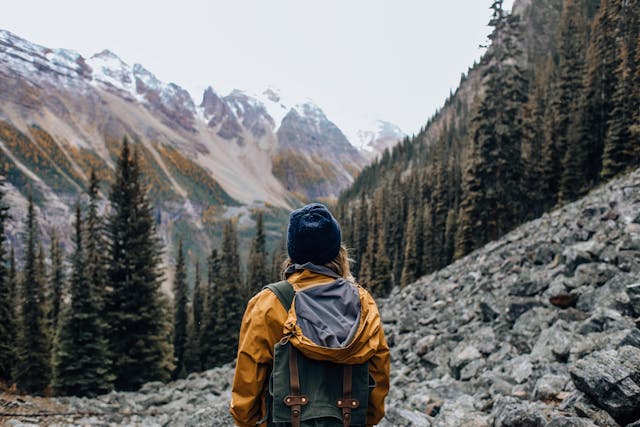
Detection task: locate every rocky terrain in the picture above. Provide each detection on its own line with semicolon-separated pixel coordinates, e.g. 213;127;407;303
4;168;640;426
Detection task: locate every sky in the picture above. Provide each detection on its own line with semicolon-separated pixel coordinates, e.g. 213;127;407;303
0;0;515;139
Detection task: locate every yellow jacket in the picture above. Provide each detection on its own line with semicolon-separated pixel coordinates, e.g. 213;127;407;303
230;267;390;426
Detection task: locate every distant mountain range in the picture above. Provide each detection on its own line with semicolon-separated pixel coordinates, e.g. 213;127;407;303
0;29;404;265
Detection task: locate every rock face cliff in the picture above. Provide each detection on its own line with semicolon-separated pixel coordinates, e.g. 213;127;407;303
5;169;640;426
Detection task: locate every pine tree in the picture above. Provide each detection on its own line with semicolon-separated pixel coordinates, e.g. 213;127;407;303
354;192;368;279
211;220;245;365
15;193;51;394
400;209;419;288
602;0;640;178
0;181;13;382
52;205;113;396
456;1;528;258
172;239;188;379
6;248;17;383
360;192;392;297
184;261;203;373
192;260;205;349
247;211;268;297
553;0;590;201
270;235;286;282
521;58;552;217
200;249;221;368
105;138;173;390
582;0;619;183
48;231;65;335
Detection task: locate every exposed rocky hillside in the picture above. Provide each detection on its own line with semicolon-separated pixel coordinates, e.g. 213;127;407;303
5;168;640;426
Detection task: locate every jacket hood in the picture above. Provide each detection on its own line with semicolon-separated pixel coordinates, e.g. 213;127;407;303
283;263;385;365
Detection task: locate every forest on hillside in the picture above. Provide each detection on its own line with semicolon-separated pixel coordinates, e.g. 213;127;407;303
337;0;640;297
0;138;282;396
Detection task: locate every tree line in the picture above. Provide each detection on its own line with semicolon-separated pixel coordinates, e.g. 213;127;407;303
0;138;283;396
337;0;640;297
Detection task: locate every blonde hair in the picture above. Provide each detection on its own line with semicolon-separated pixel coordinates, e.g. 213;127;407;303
281;245;354;282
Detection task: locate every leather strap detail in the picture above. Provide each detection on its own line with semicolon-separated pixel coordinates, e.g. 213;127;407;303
337;365;358;427
286;345;308;427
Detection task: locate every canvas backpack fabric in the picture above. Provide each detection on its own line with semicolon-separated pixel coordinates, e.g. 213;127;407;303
264;279;374;427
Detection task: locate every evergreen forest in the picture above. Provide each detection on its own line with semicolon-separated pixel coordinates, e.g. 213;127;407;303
337;0;640;297
0;138;279;396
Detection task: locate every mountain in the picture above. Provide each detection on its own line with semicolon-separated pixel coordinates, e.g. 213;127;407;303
350;120;406;160
0;29;380;265
6;166;640;426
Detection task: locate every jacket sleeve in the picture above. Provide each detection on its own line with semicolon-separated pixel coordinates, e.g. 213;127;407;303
366;307;391;426
230;290;288;427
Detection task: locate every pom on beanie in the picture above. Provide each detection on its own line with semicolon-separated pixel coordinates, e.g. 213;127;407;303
287;203;341;265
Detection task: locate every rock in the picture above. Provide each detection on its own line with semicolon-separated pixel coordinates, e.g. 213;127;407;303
137;390;174;408
570;346;640;425
627;282;640;316
139;380;165;393
479;301;500;322
530;243;561;265
550;293;579;309
618;328;640;349
563;244;596;273
578;308;636;334
434;395;490;427
534;374;570;401
546;417;598;427
416;335;437;357
379;406;432;426
574;263;618;288
509;274;549;297
601;209;620;222
559;390;622;427
507;299;543;323
492;396;547;427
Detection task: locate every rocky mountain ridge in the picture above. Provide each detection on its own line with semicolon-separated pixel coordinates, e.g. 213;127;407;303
0;28;402;265
5;168;640;427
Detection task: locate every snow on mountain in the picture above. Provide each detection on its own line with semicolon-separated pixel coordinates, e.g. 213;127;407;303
0;29;91;82
86;49;139;100
351;120;406;157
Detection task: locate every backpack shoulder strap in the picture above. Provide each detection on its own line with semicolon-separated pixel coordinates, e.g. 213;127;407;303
264;280;295;310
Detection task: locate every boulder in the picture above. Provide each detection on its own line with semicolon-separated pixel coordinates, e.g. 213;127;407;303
570;346;640;425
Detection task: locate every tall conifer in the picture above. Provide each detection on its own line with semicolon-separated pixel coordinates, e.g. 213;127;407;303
0;181;13;382
211;220;245;365
172;239;188;379
184;260;203;373
15;193;50;394
456;1;527;257
52;205;113;396
247;211;268;296
200;248;221;368
48;231;65;335
105;138;173;390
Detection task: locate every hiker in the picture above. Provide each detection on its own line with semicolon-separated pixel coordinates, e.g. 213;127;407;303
230;203;390;427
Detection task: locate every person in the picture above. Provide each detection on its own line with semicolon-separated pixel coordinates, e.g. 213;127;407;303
230;203;390;427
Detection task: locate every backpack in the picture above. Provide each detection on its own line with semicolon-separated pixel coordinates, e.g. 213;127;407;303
264;280;374;427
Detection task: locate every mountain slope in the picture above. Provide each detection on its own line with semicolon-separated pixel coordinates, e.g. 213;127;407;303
0;29;381;265
5;166;640;427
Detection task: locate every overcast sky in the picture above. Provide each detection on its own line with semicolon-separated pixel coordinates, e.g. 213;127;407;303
0;0;514;138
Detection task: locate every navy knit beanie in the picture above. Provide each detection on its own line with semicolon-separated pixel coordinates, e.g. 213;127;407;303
287;203;341;265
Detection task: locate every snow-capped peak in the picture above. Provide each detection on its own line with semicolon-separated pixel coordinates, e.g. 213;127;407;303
347;120;405;155
87;50;136;96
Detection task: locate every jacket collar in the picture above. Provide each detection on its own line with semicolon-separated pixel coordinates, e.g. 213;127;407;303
284;262;341;279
